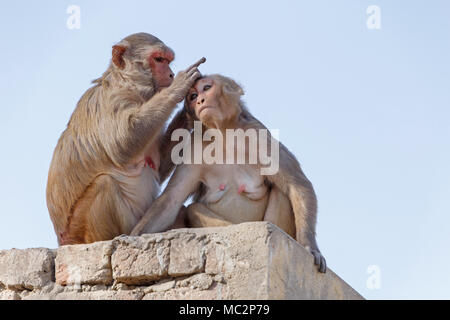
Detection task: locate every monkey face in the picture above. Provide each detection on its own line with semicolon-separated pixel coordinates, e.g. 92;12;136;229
186;75;244;128
187;77;223;126
148;48;175;89
112;34;175;90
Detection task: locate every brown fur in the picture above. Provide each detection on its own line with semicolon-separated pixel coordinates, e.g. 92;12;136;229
131;74;326;272
46;33;204;245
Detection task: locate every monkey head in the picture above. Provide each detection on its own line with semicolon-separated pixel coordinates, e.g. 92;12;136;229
185;74;244;128
111;33;175;90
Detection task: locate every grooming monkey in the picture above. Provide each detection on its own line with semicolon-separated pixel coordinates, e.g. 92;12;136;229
46;32;205;245
131;74;326;273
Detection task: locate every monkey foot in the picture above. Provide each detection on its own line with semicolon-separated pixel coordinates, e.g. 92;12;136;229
310;249;327;273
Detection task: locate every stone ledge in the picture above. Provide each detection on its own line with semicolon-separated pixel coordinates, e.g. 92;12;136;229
0;222;363;300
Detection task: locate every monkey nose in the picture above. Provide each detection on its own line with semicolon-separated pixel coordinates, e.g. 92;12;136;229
198;98;205;105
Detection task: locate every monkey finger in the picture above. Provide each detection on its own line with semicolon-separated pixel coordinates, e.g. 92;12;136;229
313;252;320;266
311;250;320;265
311;250;327;273
320;257;327;273
188;70;202;84
186;67;199;77
188;71;202;83
185;57;206;73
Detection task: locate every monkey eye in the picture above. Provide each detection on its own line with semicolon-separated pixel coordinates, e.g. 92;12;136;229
154;57;165;63
190;93;198;101
203;85;211;91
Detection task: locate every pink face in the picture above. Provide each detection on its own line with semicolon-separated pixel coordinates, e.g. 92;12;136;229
187;77;221;122
148;48;175;89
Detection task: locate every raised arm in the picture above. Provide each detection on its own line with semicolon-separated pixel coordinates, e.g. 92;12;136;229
131;58;205;144
158;109;191;182
99;58;205;167
130;163;202;235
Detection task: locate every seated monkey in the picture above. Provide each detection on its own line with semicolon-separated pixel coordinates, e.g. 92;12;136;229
132;74;326;273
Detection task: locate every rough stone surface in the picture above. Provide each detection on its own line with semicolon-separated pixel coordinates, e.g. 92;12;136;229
0;248;54;290
0;290;21;300
168;234;205;276
0;222;363;300
176;273;213;290
111;236;170;285
266;225;363;299
144;279;176;293
55;241;113;286
22;290;144;300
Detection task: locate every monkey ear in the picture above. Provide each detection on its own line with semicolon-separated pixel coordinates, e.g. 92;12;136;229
183;100;198;128
112;45;127;69
223;79;244;97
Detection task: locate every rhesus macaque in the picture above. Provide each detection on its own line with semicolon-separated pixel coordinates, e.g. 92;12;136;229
131;74;326;273
46;32;205;245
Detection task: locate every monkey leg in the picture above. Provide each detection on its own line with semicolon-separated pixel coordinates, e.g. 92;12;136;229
186;202;233;228
263;186;296;239
167;205;188;230
66;175;138;244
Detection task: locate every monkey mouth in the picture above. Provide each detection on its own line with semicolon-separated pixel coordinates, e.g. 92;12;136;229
198;105;215;115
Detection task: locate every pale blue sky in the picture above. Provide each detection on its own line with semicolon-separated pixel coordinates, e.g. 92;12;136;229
0;1;449;299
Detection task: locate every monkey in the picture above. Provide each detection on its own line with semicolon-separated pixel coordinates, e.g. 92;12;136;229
131;74;326;273
46;32;206;245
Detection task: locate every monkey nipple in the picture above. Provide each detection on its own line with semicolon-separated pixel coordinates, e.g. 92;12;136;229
144;156;156;170
237;184;246;194
219;183;226;191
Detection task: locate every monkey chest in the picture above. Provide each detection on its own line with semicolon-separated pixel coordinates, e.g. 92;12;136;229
200;165;269;223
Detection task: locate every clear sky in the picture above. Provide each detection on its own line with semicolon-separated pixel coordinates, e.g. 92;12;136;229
0;0;449;299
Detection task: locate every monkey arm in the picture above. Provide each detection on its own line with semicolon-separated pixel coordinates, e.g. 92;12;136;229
262;185;296;239
242;113;319;247
265;143;318;246
130;164;202;236
131;57;204;149
264;143;326;273
159;109;190;182
95;89;179;168
242;114;326;272
129;89;180;151
102;59;204;167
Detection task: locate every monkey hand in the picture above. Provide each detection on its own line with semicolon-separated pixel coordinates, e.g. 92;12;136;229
169;57;206;103
310;249;327;273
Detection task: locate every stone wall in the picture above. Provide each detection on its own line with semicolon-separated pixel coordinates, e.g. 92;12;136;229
0;222;363;300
